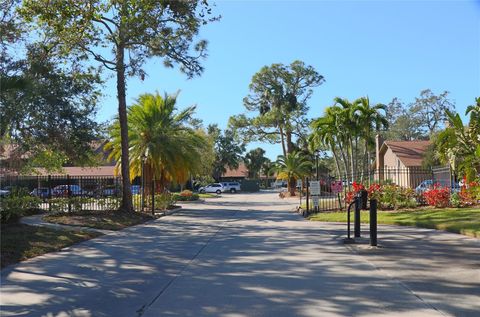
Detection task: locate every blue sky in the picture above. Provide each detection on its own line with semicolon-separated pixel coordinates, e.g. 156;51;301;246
97;0;480;160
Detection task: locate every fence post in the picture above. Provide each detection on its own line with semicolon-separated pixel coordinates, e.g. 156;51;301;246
306;177;310;215
67;174;71;213
151;179;155;215
48;175;52;212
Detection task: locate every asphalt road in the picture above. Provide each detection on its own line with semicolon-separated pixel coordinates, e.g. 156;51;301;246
1;192;478;317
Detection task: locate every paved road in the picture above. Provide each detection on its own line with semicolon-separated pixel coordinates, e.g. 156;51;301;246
1;192;478;317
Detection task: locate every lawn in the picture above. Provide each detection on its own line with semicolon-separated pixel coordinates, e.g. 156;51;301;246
1;224;101;269
198;193;219;198
309;207;480;238
44;211;154;231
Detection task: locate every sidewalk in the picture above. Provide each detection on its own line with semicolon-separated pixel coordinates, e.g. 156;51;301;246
318;222;480;317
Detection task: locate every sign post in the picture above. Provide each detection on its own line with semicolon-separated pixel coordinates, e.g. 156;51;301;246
297;179;302;210
331;180;343;210
310;180;320;212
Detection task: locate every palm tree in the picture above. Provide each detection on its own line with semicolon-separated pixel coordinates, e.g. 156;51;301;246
275;151;313;196
328;98;358;181
353;97;388;179
436;109;480;180
105;91;208;192
310;116;343;178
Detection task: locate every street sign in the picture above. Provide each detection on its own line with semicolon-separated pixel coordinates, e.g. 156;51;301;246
313;196;319;207
296;179;302;187
310;181;320;196
331;181;343;193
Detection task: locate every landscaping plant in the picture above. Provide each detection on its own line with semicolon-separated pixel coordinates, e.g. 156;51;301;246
423;185;451;208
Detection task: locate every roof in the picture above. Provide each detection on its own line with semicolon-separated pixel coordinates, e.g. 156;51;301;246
382;140;431;167
34;166;116;177
222;162;249;178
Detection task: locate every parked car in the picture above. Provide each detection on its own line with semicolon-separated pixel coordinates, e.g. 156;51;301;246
30;187;50;198
273;180;287;188
0;188;10;197
415;179;461;193
95;186;119;197
52;185;91;197
221;182;241;193
131;185;141;195
198;183;224;194
415;180;434;193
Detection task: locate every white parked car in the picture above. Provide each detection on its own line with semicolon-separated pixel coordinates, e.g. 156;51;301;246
221;182;241;193
415;180;434;193
198;183;224;194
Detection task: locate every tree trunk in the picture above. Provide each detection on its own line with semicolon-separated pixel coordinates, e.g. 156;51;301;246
338;141;349;179
349;137;355;183
285;130;296;196
331;144;342;179
289;176;296;196
285;130;294;154
116;43;133;212
279;125;287;157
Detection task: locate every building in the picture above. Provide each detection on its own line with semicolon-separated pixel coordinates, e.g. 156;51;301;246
374;135;432;188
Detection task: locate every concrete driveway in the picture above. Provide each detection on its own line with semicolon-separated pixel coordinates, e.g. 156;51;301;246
1;192;478;317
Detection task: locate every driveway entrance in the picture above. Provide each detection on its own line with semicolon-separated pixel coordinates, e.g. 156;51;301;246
1;192;477;317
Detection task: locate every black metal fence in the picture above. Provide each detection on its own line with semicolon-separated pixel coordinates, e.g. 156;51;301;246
304;166;455;213
0;175;175;214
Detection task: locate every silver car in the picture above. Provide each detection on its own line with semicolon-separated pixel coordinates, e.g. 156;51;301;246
198;183;224;194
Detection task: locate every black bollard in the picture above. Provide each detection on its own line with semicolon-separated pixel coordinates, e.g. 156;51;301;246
360;189;368;210
370;199;378;246
354;196;361;238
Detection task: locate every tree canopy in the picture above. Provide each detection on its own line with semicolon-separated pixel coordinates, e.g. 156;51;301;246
105;91;209;191
230;60;324;156
1;33;103;172
21;0;219;211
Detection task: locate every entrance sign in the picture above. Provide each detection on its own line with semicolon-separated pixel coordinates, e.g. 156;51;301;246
331;181;343;193
310;181;320;196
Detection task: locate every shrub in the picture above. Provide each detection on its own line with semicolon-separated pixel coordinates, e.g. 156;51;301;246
173;190;199;201
450;192;462;208
1;194;41;223
344;181;365;204
423;185;450;208
154;192;177;210
367;183;382;201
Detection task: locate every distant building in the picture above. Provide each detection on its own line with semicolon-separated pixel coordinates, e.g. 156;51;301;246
221;163;249;181
374;135;432;188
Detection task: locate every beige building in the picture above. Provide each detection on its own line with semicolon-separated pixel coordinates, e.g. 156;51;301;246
374;136;432;188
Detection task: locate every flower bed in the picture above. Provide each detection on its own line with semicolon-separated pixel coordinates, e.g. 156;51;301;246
173;190;200;201
344;180;480;209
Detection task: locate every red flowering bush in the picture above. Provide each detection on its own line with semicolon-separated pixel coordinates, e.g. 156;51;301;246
344;181;365;204
423;185;450;208
367;183;382;200
352;181;365;192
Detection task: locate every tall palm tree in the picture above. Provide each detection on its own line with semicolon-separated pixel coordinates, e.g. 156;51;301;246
332;98;359;181
310;116;343;178
353;97;388;179
275;151;313;196
105;91;208;192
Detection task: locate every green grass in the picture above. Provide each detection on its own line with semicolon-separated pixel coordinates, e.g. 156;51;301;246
1;223;101;269
198;193;219;198
309;207;480;238
44;211;154;231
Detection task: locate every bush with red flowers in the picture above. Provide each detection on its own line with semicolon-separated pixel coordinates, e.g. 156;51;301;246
423;185;450;208
344;181;365;204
